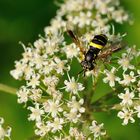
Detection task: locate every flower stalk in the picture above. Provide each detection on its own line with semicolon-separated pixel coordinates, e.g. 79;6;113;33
0;83;17;95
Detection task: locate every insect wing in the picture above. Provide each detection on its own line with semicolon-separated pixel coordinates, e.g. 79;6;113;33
97;44;123;59
67;29;85;54
66;22;85;54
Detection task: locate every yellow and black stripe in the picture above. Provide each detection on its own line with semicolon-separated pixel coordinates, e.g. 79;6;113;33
90;34;108;50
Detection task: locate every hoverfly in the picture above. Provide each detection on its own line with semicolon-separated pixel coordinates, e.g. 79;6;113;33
67;27;123;76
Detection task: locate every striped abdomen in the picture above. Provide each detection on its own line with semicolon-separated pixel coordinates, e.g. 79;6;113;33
85;34;108;62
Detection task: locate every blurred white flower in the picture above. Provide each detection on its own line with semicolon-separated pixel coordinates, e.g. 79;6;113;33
103;67;120;87
89;120;106;140
23;65;34;80
134;105;140;118
76;11;92;28
119;71;136;86
35;121;51;137
117;108;135;125
34;38;44;50
111;8;129;24
69;127;85;140
50;117;64;133
10;61;25;80
17;86;29;103
64;74;84;94
43;75;59;87
44;38;59;56
63;43;79;59
67;96;85;113
118;53;134;71
64;110;81;123
29;88;42;102
118;88;134;106
43;99;63;118
0;117;12;140
126;45;139;56
27;74;40;88
28;103;44;122
54;57;67;75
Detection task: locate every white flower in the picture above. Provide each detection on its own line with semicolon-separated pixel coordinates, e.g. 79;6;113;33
69;127;85;140
43;99;63;118
67;96;85;113
134;105;140;118
111;8;129;24
47;17;66;34
0;118;4;125
43;75;59;87
64;111;81;123
44;37;59;56
27;74;40;88
28;103;44;122
118;53;134;71
92;14;108;29
10;61;25;80
126;45;138;57
103;67;120;87
117;108;135;125
0;126;6;140
63;43;79;59
53;57;67;75
23;65;34;80
21;46;33;63
64;74;84;94
94;0;110;15
29;88;42;102
119;71;136;86
32;53;44;69
35;121;51;136
51;118;64;133
89;120;106;140
61;0;85;13
0;117;12;140
46;86;62;98
76;11;92;28
34;39;44;50
40;60;55;75
118;88;134;106
17;86;29;103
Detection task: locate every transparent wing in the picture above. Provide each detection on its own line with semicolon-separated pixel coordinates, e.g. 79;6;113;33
67;29;85;54
97;43;124;59
66;22;85;54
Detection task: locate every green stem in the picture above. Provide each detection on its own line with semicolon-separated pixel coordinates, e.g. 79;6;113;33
0;83;17;95
91;100;140;112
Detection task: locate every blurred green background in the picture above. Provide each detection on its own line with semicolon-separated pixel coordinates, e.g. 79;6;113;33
0;0;140;140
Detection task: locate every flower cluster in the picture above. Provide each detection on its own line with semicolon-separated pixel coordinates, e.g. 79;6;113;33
11;30;86;139
103;45;140;125
45;0;129;35
10;0;136;139
0;117;12;140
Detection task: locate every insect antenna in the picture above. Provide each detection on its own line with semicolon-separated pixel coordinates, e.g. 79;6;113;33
78;69;84;75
